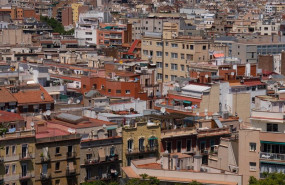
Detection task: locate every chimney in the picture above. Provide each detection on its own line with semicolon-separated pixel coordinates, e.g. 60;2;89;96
162;153;170;170
193;153;202;171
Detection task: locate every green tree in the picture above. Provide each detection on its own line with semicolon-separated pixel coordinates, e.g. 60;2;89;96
249;173;285;185
40;15;74;35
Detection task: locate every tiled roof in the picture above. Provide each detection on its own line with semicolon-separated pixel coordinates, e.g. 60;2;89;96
0;87;17;103
0;111;24;122
12;86;54;105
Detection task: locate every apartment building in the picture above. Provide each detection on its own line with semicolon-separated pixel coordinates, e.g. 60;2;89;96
80;131;122;183
34;121;81;185
0;112;36;185
141;22;210;82
122;119;161;167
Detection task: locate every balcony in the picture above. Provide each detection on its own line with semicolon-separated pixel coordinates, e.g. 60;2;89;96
260;152;285;161
66;169;76;176
161;127;196;139
126;146;158;155
197;127;230;138
40;155;50;163
40;173;51;181
19;153;33;161
83;154;119;166
155;102;196;114
19;172;33;181
66;152;76;159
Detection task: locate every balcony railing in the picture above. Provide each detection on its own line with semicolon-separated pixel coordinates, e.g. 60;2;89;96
260;152;285;161
126;146;158;155
155;103;196;113
19;153;33;161
66;169;76;176
83;154;119;166
40;173;51;181
41;155;50;163
19;172;33;180
67;152;76;159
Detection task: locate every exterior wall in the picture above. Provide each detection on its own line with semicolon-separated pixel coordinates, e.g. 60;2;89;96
71;3;83;24
238;129;260;185
0;29;32;45
122;122;161;167
62;7;73;26
199;84;220;113
35;135;81;185
232;92;251;123
0;130;36;185
141;36;210;82
258;55;274;72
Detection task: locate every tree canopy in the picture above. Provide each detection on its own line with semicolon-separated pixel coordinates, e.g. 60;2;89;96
40;16;74;35
249;173;285;185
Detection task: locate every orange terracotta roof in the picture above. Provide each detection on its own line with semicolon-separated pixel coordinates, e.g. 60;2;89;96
0;87;17;103
137;163;162;170
12;86;54;105
213;53;224;58
0;111;23;122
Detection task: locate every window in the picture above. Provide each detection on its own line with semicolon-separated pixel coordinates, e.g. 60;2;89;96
5;165;9;174
12;145;16;155
252;97;255;103
165;52;168;56
150;50;153;56
156;62;162;68
165;75;168;79
143;50;148;56
203;45;207;50
190;45;194;50
166;141;172;153
125;90;130;94
116;90;121;94
171;43;178;48
156;51;162;57
55;180;60;185
186;54;193;61
6;146;9;155
108;129;114;138
12;164;16;174
165;42;169;46
139;138;144;151
181;54;185;59
127;139;133;151
108;89;111;93
86;154;92;160
182;44;185;49
55;162;60;171
156;42;163;47
157;73;163;80
250;143;256;152
86;38;92;41
267;123;278;132
186;139;192;152
181;65;185;71
171;75;177;81
165;63;168;68
249;162;256;171
171;63;178;70
177;140;182;153
55;147;60;154
171;53;178;59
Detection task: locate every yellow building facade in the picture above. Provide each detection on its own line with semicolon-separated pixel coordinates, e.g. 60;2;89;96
0;130;36;185
141;22;210;82
122;120;161;167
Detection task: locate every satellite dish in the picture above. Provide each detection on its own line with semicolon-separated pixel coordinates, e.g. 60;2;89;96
30;122;34;127
46;110;51;116
205;74;209;78
103;124;106;129
76;99;80;104
160;107;166;114
196;112;200;116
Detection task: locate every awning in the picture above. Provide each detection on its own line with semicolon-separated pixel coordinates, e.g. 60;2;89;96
183;101;192;104
261;161;285;165
148;137;158;140
98;148;105;161
107;126;117;130
261;141;285;145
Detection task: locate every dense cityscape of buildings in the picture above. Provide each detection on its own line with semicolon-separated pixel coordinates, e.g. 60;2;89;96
0;0;285;185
